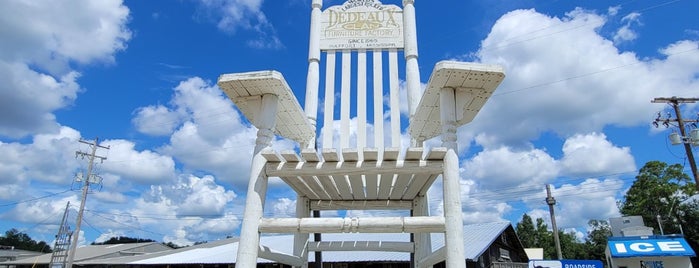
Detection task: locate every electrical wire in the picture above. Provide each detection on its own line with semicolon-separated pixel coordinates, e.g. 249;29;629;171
0;189;73;207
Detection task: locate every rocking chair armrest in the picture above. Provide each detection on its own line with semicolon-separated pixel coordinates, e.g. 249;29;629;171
408;61;505;142
218;70;314;145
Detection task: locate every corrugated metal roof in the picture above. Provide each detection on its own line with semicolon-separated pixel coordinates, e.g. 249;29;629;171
4;242;171;265
4;222;512;265
131;222;511;264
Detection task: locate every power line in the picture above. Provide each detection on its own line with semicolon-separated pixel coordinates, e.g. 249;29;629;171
0;189;73;207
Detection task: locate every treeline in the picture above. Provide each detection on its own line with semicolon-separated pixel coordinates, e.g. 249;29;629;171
0;229;52;253
515;161;699;262
515;214;610;261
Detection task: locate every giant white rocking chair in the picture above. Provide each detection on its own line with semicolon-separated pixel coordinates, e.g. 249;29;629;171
218;1;505;267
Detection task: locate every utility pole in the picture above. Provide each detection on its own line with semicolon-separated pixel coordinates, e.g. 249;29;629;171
66;138;108;268
546;184;563;260
652;97;699;190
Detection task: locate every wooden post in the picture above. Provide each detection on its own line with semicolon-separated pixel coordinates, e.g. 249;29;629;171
403;0;421;119
304;0;322;149
413;194;431;268
236;93;278;268
294;195;310;268
440;87;466;268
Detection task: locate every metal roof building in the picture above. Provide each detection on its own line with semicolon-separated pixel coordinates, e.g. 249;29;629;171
3;222;527;268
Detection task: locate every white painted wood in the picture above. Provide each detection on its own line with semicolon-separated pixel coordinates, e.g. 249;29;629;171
341;148;360;162
340;50;351;149
236;94;278;268
322;51;336;148
383;147;400;161
302;175;330;200
440;86;466;268
426;147;448;160
303;1;322;150
309;241;414;252
321;148;339;162
301;148;320;162
402;0;421;121
266;160;443;178
282;176;319;200
378;173;394;198
259;216;445;233
418;246;446;268
348;173;365;199
218;71;314;145
261;149;283;162
389;49;401;148
403;174;436;199
357;50;367;149
408;61;505;141
389;173;411;199
334;173;353;200
318;175;341;200
363;148;378;161
413;194;432;268
365;173;379;199
440;88;458;150
372;49;384;149
309;200;413;210
405;147;423;161
281;150;302;162
259;245;305;267
293;195;310;268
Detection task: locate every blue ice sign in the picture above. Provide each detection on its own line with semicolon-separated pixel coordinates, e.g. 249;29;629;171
529;260;603;268
608;237;696;257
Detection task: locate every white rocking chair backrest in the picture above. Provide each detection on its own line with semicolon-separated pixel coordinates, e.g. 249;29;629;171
304;0;421;152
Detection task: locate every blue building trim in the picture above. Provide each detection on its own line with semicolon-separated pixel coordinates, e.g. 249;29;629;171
607;236;696;258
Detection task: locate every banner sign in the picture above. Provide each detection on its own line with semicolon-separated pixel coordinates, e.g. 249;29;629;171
320;0;404;50
608;237;696;257
529;260;603;268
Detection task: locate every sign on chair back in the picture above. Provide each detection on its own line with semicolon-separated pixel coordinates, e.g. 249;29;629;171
217;1;505;267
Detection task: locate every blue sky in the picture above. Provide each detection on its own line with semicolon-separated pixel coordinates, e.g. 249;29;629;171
0;0;698;247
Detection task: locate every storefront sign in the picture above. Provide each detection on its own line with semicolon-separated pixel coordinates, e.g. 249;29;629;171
320;0;404;50
529;260;603;268
608;237;695;257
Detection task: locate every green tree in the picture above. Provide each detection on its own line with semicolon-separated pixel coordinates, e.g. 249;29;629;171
515;214;537;248
583;220;611;262
619;160;699;266
619;161;697;236
0;229;52;252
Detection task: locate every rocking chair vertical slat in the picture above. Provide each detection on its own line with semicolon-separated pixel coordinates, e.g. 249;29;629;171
388;49;401;148
357;50;367;149
372;49;384;149
322;51;336;148
340;50;352;149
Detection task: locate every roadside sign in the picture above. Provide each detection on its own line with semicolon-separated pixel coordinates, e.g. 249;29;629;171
529;260;603;268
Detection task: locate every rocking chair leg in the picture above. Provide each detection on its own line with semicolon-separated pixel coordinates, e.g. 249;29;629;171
440;87;466;268
236;93;279;268
235;154;269;268
413;194;431;268
294;195;310;268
